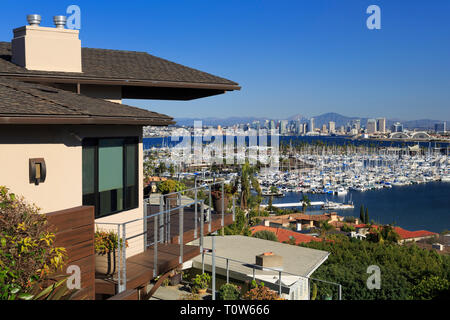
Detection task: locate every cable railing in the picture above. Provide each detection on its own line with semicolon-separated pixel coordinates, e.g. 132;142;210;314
95;181;237;294
199;252;342;300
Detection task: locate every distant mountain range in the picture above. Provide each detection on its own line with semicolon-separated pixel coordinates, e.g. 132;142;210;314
174;112;447;130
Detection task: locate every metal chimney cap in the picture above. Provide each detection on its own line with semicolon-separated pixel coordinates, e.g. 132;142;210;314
53;15;67;28
27;14;42;26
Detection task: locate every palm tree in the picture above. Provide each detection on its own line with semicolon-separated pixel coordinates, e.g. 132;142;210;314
301;194;311;213
319;219;334;237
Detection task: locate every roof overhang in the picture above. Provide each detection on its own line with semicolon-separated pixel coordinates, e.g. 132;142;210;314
0;115;174;126
0;73;241;100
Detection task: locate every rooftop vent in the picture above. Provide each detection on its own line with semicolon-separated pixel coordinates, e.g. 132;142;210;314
27;14;41;26
255;252;283;270
53;15;67;29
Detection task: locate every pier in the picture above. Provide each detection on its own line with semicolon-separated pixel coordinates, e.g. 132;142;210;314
261;201;325;208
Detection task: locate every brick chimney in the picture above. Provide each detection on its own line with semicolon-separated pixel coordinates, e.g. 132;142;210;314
11;14;82;73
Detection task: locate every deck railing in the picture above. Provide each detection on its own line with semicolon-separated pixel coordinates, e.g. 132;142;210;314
95;181;236;294
200;252;342;300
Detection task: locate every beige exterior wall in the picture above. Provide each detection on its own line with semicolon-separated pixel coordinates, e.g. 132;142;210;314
12;25;82;73
80;85;122;104
0;124;144;256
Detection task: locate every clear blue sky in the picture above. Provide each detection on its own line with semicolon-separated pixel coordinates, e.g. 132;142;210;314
1;0;449;121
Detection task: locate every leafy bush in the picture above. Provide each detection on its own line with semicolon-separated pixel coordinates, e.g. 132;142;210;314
94;230;128;255
157;180;186;194
252;230;278;242
242;282;281;300
192;273;211;291
0;186;67;300
218;283;241;300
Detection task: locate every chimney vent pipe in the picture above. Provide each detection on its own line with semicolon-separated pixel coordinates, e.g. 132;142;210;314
53;15;67;28
27;14;41;26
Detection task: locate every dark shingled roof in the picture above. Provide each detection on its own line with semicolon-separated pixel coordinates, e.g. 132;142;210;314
0;42;238;87
0;77;174;125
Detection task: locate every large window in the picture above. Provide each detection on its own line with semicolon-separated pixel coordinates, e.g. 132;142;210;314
82;137;138;218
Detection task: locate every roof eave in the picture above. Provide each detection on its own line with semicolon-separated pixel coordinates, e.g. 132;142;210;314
0;115;175;126
0;73;241;91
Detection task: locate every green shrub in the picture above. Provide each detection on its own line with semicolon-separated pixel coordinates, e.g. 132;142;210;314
192;273;211;291
0;186;67;300
252;230;278;242
218;283;241;300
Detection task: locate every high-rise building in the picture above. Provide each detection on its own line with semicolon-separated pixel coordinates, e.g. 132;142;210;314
366;119;377;134
309;118;315;133
391;122;403;133
321;124;327;134
376;118;386;133
329;121;336;134
435;122;446;133
280;120;288;134
351;119;361;132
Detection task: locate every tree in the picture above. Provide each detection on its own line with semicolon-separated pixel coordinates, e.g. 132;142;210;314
301;195;311;213
412;276;450;300
365;207;369;226
360;205;365;224
319;219;335;237
252;230;278;242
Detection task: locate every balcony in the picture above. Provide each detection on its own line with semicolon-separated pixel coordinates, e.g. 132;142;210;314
94;182;236;298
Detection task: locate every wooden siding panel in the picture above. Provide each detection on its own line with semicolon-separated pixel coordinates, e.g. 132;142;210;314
46;206;95;300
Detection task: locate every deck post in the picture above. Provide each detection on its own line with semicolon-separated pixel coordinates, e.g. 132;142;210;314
232;196;235;222
200;202;204;252
159;195;164;243
179;206;184;264
194;188;198;239
117;224;121;292
339;284;342;300
278;271;282;297
143;199;148;248
208;187;212;233
221;181;224;227
226;258;229;284
154;214;158;277
212;234;216;301
121;224;127;293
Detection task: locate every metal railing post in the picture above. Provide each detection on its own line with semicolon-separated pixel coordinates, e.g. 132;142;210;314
252;268;255;281
159;195;164;243
143;199;148;248
232;196;235;222
278;271;282;297
226;258;229;284
179;205;184;264
117;224;121;292
121;224;127;292
194;188;198;239
221;181;224;227
339;284;342;300
154;214;158;277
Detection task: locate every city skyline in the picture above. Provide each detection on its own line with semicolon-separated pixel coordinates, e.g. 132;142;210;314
1;1;449;120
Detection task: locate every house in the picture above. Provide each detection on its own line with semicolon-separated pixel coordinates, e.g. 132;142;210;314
257;212;344;231
250;225;322;245
187;235;331;300
0;14;239;299
354;224;438;244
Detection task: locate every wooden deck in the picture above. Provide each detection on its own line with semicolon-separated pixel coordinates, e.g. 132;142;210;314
96;204;235;298
96;243;200;296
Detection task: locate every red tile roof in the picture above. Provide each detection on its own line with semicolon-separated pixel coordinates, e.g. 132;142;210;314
354;224;438;240
250;225;322;245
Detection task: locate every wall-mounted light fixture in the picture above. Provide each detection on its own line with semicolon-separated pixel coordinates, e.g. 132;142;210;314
29;158;46;185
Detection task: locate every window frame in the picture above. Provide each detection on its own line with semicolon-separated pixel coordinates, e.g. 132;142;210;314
82;136;139;219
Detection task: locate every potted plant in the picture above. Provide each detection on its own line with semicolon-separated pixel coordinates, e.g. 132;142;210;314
94;230;128;278
211;183;236;214
192;273;211;294
158;179;186;205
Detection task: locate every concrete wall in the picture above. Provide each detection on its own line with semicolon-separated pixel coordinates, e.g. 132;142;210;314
0;124;144;256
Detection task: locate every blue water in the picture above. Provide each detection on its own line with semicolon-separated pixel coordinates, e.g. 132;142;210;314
143;136;450;150
268;182;450;233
